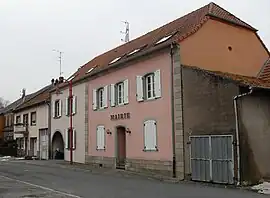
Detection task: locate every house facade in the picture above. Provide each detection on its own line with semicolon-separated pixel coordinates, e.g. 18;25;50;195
13;86;51;159
50;80;86;163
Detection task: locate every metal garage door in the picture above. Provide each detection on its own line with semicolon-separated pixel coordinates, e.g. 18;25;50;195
40;129;49;160
190;135;234;184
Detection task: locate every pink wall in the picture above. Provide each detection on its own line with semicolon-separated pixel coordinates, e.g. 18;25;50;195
88;51;173;161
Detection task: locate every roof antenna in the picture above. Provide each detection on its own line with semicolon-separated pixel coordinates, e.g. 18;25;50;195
53;49;64;77
121;21;129;43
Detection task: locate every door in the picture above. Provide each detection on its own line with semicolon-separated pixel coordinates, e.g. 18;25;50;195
190;135;234;184
40;129;49;160
116;126;126;169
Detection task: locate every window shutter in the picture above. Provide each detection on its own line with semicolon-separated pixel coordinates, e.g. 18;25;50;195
144;120;157;150
72;129;76;149
104;86;108;108
52;101;55;118
136;76;144;102
65;129;69;149
124;79;129;104
92;89;97;110
59;100;62;117
72;96;77;115
97;126;105;150
154;69;161;98
110;84;115;107
65;97;69;116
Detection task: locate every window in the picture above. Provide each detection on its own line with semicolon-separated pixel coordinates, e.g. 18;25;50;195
5;115;8;127
23;114;28;126
53;100;62;118
66;96;77;116
16;115;21;124
65;128;76;150
92;86;108;110
30;112;36;126
110;79;129;107
136;69;161;102
143;120;158;151
96;125;105;150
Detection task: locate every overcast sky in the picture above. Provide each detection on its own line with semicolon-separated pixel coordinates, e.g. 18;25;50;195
1;0;269;102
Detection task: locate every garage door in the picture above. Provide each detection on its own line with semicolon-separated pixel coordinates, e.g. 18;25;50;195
190;135;234;184
40;129;49;160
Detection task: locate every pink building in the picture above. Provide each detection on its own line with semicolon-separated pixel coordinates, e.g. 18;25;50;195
87;50;176;177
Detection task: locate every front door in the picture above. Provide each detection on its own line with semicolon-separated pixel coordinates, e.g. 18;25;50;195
116;126;126;169
40;129;49;160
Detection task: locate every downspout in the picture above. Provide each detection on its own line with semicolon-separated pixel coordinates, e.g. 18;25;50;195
233;86;253;185
170;43;176;178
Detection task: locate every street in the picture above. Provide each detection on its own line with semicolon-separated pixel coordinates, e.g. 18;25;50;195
0;160;265;198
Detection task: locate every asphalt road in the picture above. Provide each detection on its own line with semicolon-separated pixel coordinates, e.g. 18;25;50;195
0;160;265;198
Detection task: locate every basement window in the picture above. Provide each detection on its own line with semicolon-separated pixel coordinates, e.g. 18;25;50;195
155;34;173;45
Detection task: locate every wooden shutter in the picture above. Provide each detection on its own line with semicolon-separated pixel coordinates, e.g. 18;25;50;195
65;97;69;116
72;96;77;115
59;100;62;117
92;89;97;110
72;129;76;149
154;69;161;98
104;86;108;108
97;126;105;150
65;129;69;149
136;76;144;102
110;84;115;107
124;79;129;104
144;120;157;150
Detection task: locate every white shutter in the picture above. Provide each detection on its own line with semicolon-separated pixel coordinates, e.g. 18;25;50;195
59;100;62;117
72;96;77;115
154;69;161;98
72;129;76;149
110;84;115;107
65;97;69;116
92;89;97;110
136;76;144;102
65;129;69;149
144;120;157;150
124;79;129;104
96;126;105;150
52;101;55;118
104;85;108;108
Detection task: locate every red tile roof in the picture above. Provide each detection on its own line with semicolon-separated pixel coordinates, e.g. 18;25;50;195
186;65;270;88
257;57;270;81
65;2;257;85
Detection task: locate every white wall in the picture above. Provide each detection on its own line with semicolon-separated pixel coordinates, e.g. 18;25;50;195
51;82;86;163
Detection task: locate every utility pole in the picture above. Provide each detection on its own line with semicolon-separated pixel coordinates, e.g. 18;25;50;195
121;21;130;43
53;49;63;77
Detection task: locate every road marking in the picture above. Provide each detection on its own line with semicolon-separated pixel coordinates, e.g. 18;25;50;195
0;175;82;198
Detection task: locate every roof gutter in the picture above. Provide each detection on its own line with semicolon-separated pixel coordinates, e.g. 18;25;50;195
233;86;253;185
52;41;173;92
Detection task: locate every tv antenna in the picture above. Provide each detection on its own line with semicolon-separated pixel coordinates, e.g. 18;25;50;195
121;21;129;43
53;49;63;77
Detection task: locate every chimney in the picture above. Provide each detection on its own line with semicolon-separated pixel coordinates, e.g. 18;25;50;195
21;88;26;98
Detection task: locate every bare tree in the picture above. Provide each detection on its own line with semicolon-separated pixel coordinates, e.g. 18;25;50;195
0;97;9;108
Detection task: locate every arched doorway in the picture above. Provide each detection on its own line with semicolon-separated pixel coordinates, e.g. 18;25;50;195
52;131;64;160
116;126;126;169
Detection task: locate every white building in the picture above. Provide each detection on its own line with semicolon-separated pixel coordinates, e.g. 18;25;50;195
13;86;51;159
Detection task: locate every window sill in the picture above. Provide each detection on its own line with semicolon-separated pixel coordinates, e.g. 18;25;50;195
96;148;106;151
143;148;159;152
53;116;62;119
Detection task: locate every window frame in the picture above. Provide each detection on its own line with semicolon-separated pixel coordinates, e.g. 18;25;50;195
96;125;105;150
143;119;158;152
144;73;155;100
97;87;105;109
54;100;61;118
16;115;21;124
23;114;28;126
30;112;37;126
115;82;124;106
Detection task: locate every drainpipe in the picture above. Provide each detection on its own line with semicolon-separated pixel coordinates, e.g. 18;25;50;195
233;86;253;185
170;43;176;178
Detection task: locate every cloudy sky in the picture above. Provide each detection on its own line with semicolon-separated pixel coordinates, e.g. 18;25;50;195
1;0;269;102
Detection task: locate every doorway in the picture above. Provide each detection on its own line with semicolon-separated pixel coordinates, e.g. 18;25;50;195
52;131;64;160
29;137;37;157
116;126;126;169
